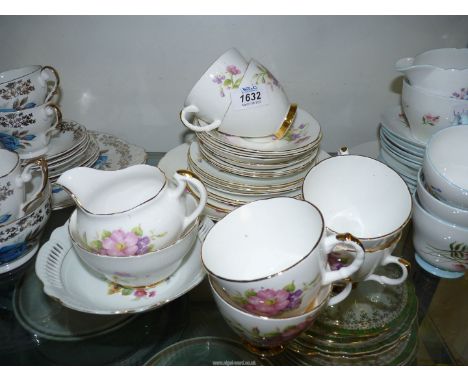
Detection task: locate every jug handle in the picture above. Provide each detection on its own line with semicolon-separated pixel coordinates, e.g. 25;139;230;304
173;169;207;231
180;105;221;132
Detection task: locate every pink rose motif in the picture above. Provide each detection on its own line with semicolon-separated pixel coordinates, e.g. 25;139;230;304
101;229;139;257
245;289;290;316
134;289;147;298
226;65;241;76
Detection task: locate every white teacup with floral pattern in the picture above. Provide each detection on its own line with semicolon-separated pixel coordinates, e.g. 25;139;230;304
202;197;365;319
56;166;207;255
0;103;62;159
0;149;48;225
219;59;294;138
302;154;412;285
210;276;339;357
0;65;60;110
180;48;248;132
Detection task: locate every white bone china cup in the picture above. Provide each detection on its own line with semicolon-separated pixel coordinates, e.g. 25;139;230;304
201;197;365;319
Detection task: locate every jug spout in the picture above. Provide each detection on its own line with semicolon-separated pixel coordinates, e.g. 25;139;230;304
395;56;435;74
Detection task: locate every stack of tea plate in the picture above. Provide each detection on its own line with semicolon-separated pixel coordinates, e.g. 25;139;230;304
378;106;426;193
280;265;419;366
39;121;146;210
186;107;322;221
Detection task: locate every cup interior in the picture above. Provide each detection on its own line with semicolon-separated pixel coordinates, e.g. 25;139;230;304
303;155;412;239
202;197;323;281
414;48;468;70
0;66;41;85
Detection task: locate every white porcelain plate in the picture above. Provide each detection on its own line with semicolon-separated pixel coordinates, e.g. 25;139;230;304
380;106;425;148
46;120;89;160
35;218;213;314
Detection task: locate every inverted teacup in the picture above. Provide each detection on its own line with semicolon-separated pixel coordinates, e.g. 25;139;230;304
192;59;296;138
302;154;412;285
201;197;365;319
0;65;60;110
180;48;248;132
0;103;62;159
0;149;48;225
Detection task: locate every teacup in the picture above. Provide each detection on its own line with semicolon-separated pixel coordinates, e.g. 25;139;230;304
402;79;468;143
180;48;248;132
202;197;365;318
0;149;48;225
396;48;468;98
413;193;468;275
204;59;295;138
0;65;60;110
422;125;468;209
210;276;340;357
417;170;468;227
302;154;412;285
69;192;200;287
0;103;62;159
0;170;51;271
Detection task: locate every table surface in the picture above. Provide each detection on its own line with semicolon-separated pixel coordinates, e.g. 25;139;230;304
0;152;465;366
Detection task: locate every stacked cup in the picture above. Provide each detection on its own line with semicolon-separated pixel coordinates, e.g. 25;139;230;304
0;149;51;274
413;125;468;279
378;48;468;193
202;197;367;357
397;48;468;143
0;65;61;160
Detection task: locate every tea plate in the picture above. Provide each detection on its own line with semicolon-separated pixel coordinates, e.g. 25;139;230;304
35;218;213;314
380;106;425;148
45;120;88;161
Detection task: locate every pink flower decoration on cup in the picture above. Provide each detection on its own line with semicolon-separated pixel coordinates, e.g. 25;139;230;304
226;65;241;76
245;289;291;316
101;229;139;257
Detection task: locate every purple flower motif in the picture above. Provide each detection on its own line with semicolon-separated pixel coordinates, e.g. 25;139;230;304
287;289;303;310
136;236;150;255
101;229;139;257
212;74;225;84
244;289;290;316
226;65;241;75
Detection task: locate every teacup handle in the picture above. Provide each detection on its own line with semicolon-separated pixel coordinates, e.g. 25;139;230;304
17;158;49;217
173;169;207;231
327;281;352;306
320;233;365;285
43;104;63;137
40;66;61;103
364;255;409;285
180;105;221;132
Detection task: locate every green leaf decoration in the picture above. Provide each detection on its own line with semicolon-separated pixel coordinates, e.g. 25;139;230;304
90;240;103;250
244;289;257;298
101;230;112;240
233;78;242;87
223;79;233;87
121;288;133;296
155;232;167;238
283;282;296;293
131;225;144;236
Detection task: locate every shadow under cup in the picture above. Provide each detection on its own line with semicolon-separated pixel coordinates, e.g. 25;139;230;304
302;154;413;285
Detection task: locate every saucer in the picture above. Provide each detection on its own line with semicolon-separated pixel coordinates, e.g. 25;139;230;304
45;120;88;161
380;105;425;148
35;218;213;314
202;107;321;153
145;337;271;366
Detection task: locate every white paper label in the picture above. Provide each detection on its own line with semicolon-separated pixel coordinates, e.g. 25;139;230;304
231;84;269;110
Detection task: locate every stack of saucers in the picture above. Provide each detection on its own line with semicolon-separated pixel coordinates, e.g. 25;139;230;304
378;106;425;193
187;108;322;221
282;265;419;366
